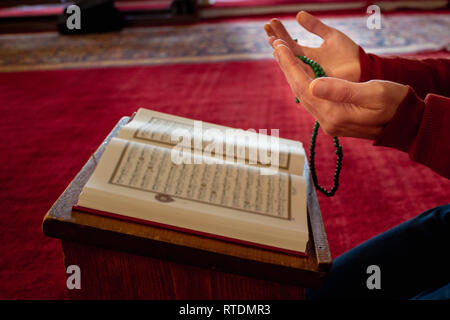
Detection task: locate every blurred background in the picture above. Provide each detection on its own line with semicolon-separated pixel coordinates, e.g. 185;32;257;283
1;0;449;32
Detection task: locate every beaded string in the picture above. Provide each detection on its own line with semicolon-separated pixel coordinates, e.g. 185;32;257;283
295;55;343;197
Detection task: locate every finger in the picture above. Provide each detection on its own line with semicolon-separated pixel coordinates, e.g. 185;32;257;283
296;11;334;40
309;78;394;127
268;36;277;48
274;44;327;120
273;39;316;78
272;38;289;48
269;19;301;50
309;77;373;105
264;24;276;37
269;18;308;56
274;44;312;97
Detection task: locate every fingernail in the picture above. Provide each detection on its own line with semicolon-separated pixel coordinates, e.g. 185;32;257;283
312;80;327;98
273;51;279;62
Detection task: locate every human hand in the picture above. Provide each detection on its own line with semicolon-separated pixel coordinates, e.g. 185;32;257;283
272;43;409;139
265;11;361;82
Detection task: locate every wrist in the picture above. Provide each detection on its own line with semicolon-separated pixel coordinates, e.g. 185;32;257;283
374;86;423;149
358;46;374;82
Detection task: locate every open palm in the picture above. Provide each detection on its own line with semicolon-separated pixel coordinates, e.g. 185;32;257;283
272;43;408;139
265;11;361;82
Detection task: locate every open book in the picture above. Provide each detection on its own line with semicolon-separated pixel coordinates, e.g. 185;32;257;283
76;108;309;255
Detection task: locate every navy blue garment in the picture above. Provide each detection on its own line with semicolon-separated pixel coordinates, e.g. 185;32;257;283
306;204;450;300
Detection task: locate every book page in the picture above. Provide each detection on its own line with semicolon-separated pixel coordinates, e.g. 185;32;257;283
110;139;291;219
118;108;305;176
78;138;309;252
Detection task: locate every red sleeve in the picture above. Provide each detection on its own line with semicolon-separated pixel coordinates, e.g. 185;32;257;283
374;87;450;179
358;47;450;99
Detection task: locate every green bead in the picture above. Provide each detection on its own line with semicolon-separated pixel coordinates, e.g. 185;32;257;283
294;56;343;197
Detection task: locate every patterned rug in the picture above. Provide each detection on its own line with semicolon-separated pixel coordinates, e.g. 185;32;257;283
1;13;449;72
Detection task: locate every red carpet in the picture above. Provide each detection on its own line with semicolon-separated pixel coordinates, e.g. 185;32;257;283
1;59;449;299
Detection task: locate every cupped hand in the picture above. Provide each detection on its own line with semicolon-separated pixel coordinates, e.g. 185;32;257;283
272;43;408;139
265;11;361;82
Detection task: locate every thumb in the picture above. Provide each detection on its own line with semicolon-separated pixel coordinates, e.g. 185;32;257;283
309;77;373;104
